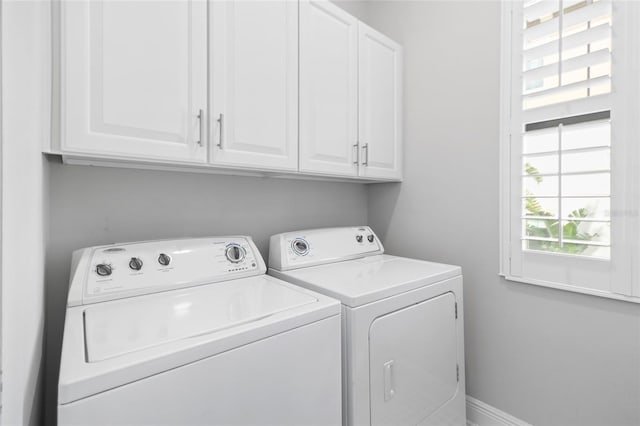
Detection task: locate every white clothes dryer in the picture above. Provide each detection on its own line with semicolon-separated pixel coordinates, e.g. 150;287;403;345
269;226;466;426
58;236;342;425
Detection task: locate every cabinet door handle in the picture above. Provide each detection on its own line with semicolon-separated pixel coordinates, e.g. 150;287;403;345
362;143;369;166
196;109;204;146
353;143;359;165
216;113;224;149
383;360;395;401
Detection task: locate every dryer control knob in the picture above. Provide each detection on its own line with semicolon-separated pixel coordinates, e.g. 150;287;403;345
292;238;309;255
367;234;375;243
225;245;246;263
356;235;363;243
96;263;112;277
158;253;171;266
129;257;143;271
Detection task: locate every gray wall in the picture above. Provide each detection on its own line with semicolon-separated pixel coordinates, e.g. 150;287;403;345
366;2;640;425
331;0;368;20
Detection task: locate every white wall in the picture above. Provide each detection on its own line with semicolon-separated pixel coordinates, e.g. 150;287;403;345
1;1;50;425
366;2;640;425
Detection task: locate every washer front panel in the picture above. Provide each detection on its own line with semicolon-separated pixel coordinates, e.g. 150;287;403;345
60;316;342;426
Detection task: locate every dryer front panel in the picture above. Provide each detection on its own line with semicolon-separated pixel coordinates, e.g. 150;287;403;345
368;292;458;426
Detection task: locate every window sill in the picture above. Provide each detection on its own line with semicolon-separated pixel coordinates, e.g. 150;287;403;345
500;273;640;304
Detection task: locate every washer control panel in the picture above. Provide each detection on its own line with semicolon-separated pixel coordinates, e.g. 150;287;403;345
269;226;384;271
69;237;266;306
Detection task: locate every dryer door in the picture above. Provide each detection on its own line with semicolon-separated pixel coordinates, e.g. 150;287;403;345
369;292;458;426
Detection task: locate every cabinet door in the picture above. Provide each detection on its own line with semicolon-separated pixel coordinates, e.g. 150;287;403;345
210;1;298;171
369;293;459;426
299;0;358;177
61;1;207;162
358;23;403;180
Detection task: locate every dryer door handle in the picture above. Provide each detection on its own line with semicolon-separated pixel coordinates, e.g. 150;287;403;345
383;360;395;401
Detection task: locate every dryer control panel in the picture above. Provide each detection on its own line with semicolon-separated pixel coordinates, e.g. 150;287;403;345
67;237;266;306
269;226;384;271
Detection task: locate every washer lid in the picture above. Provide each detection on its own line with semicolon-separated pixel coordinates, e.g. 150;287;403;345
60;275;340;405
84;275;318;362
270;255;461;307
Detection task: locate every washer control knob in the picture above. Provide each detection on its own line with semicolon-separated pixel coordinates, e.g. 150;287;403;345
367;234;375;243
356;235;363;243
96;264;112;277
129;257;143;271
158;253;171;266
225;244;246;263
292;238;310;255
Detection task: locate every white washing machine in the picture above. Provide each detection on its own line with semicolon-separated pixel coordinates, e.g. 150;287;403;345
269;226;466;426
58;236;342;425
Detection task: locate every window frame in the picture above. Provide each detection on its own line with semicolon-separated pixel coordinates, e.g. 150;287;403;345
499;0;640;303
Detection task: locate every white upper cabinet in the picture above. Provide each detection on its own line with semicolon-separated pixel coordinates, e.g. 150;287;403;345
210;1;298;171
299;0;359;177
60;1;207;162
57;1;402;181
358;23;403;180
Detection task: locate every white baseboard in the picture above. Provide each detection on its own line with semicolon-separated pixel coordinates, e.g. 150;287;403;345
466;396;532;426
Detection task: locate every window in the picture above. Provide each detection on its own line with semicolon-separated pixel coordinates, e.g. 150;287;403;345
500;0;640;302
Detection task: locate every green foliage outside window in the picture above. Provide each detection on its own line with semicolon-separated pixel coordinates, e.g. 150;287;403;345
524;163;597;254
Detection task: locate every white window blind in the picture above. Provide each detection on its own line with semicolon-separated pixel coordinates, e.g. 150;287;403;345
501;0;640;302
522;0;611;123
